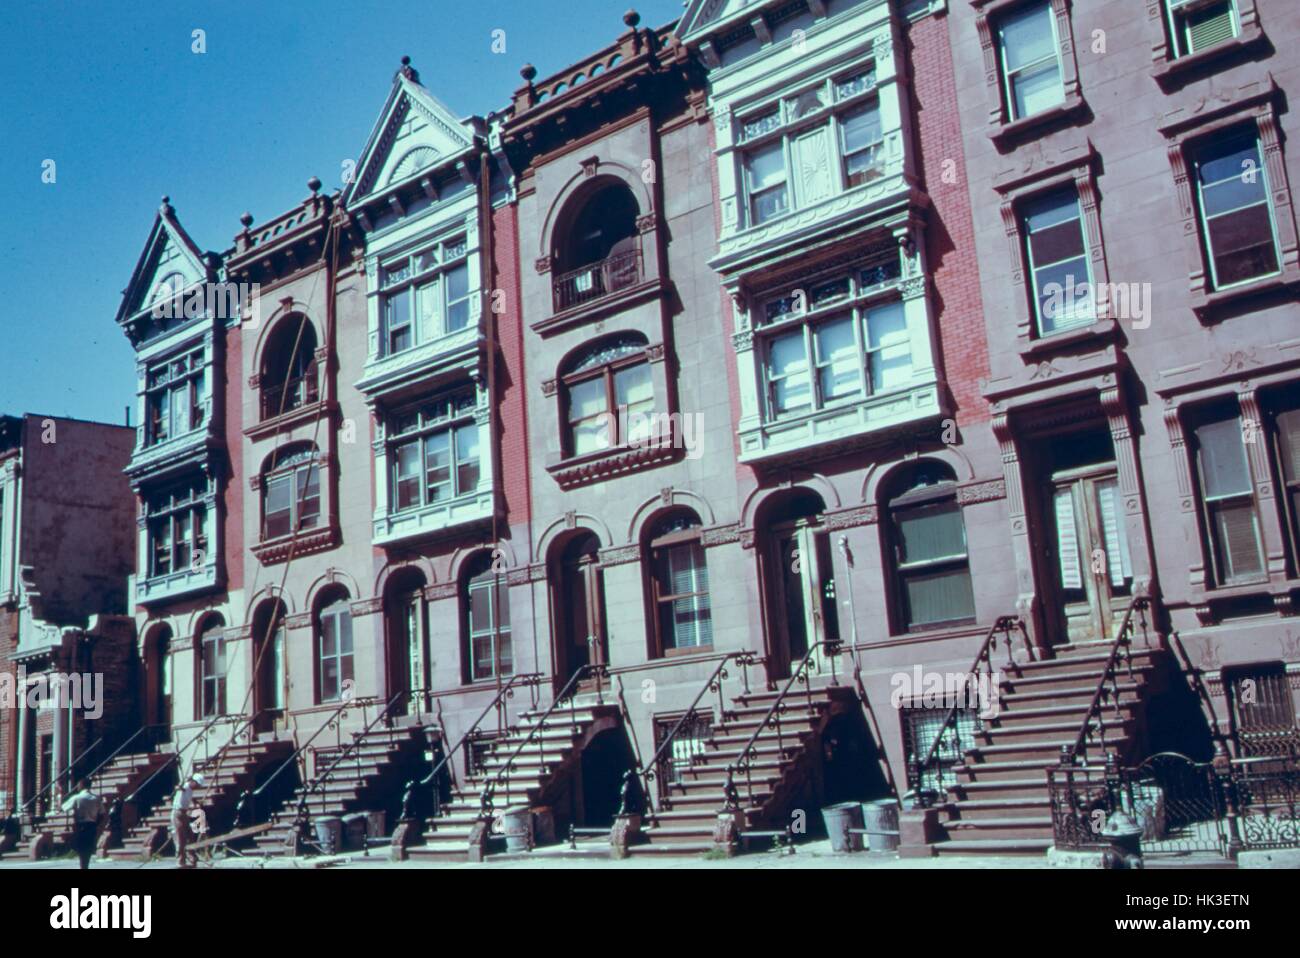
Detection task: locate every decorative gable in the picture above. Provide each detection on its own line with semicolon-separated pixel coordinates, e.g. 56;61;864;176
346;67;477;208
114;197;214;329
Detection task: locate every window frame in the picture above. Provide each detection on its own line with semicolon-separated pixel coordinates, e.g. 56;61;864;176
1191;409;1267;588
735;65;883;228
386;389;480;513
647;514;714;658
1190;129;1282;293
145;480;208;579
145;348;205;446
1165;0;1239;59
465;561;512;683
886;468;977;633
317;597;355;704
261;446;322;541
1021;186;1096;335
560;340;655;459
199;622;227;719
377;234;470;358
996;0;1065;123
757;267;912;423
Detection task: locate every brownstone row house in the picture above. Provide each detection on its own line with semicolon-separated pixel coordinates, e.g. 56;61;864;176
3;0;1298;863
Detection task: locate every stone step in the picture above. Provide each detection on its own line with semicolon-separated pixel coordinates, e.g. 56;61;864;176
931;838;1054;857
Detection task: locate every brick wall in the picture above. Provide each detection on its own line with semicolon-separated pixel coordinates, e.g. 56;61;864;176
906;13;992;428
492;201;532;528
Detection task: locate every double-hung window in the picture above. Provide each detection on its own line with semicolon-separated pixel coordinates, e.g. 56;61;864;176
1194;412;1265;585
888;465;977;631
146;479;207;578
997;2;1064;121
759;267;911;421
648;514;713;655
737;67;882;227
146;348;205;445
388;390;480;512
318;598;354;703
378;235;471;356
1166;0;1239;58
1271;397;1300;566
561;337;656;457
466;559;512;682
1022;187;1095;334
1192;131;1280;290
262;446;321;540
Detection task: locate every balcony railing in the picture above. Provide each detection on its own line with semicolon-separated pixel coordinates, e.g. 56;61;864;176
552;248;643;313
261;365;319;421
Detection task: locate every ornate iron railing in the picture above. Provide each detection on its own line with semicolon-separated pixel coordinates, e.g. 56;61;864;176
1232;753;1300;850
552;248;642;312
399;673;542;825
641;652;758;823
480;664;607;819
260;364;319;420
1061;590;1151;768
723;640;839;812
909;614;1027;805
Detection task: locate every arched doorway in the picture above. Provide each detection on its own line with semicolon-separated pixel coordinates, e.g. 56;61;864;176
251;601;287;732
759;491;839;680
148;625;174;742
385;569;427;716
553;531;608;690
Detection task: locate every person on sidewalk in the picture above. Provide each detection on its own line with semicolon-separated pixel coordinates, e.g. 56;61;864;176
60;779;105;870
170;772;205;868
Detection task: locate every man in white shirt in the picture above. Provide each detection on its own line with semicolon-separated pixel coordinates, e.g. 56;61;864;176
170;772;205;868
60;779;104;870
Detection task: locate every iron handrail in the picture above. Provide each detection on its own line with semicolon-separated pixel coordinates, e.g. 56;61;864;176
723;639;839;810
641;652;757;822
295;690;408;808
124;711;246;804
912;614;1024;801
250;695;380;801
480;664;605;818
403;673;542;823
191;711;263;795
14;735;105;818
1060;590;1151;767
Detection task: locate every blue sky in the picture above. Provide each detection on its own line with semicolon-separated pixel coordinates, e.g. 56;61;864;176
0;0;684;424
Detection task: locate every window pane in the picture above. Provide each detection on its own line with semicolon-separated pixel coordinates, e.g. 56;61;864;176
297;465;321;528
455;424;480;494
1211;499;1264;582
746;143;785;190
814;317;861;402
417;282;438;334
265;474;292;538
424;432;451;502
1198;135;1262;189
1201;171;1267;218
1028;214;1086;267
866;302;912;391
568;377;607;422
896;500;967;564
1206;205;1279;286
1196;417;1252;498
769;331;810;415
394;441;421;510
841;105;882;154
903;565;976;627
1000;3;1056;70
1010;60;1062;118
1034;257;1094;332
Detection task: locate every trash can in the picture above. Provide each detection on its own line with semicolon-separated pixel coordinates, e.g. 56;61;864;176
862;799;900;853
501;806;534;853
342;813;368;851
314;816;342;855
820;802;865;852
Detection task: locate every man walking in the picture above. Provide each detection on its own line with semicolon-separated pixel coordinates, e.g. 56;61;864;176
60;778;105;870
170;771;205;868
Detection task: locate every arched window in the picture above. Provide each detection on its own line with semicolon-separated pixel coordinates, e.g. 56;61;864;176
463;553;512;683
646;511;713;656
261;444;321;540
261;315;319;420
560;335;655;457
198;615;227;718
552;181;642;310
317;591;354;703
884;462;975;631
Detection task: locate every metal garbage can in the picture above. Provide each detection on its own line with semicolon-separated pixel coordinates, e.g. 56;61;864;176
314;815;342;855
501;806;534;853
862;799;900;853
342;813;368;851
820;802;865;852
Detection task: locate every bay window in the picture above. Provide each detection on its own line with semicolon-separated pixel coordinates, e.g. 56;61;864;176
759;267;911;421
997;2;1064;121
378;234;470;356
388;390;480;511
146;348;205;445
1022;187;1094;334
146;479;207;578
1192;131;1280;290
737;66;882;227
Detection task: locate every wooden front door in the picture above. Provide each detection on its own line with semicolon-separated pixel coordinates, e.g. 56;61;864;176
1048;466;1133;643
559;533;608;689
767;519;838;679
387;590;425;715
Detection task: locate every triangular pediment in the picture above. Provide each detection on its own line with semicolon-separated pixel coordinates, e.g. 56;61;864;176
115;200;213;326
346;74;476;207
677;0;754;41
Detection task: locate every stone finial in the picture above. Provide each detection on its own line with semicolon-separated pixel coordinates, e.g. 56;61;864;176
239;212;254;229
307;176;321;194
520;63;537;84
398;55;420;83
624;9;640;28
160;195;172;214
